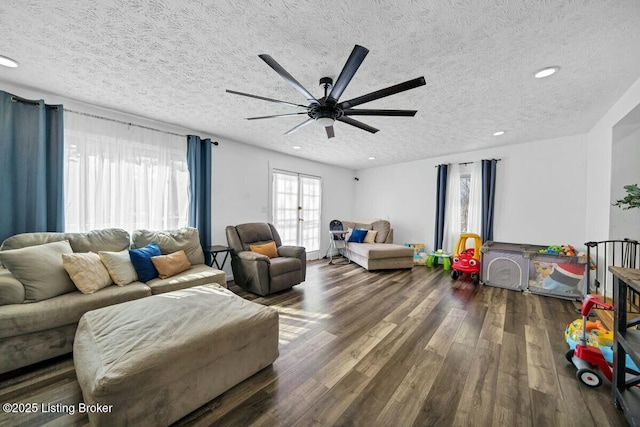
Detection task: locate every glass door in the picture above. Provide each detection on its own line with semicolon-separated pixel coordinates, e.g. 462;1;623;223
272;170;321;258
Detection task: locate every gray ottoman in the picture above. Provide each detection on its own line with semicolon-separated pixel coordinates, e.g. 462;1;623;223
73;284;279;426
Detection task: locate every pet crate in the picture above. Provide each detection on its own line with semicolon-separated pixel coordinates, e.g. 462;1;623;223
481;241;587;300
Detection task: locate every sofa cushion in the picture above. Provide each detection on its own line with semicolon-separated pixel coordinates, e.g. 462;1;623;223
347;242;414;260
0;240;76;302
151;250;191;279
270;257;302;276
0;283;151;339
236;223;275;251
341;221;355;231
0;229;130;253
145;264;226;294
63;252;113;294
0;268;25;305
129;242;161;283
132;228;205;266
99;250;138;286
372;220;391;243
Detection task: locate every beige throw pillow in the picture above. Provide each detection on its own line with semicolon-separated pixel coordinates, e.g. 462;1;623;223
62;252;112;294
0;240;76;302
151;250;192;279
99;250;138;286
363;230;378;244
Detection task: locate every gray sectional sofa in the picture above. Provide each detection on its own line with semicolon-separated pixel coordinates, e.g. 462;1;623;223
0;227;226;374
340;220;414;271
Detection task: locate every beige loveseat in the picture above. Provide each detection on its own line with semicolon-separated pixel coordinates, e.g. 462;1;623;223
340;220;414;271
0;227;225;374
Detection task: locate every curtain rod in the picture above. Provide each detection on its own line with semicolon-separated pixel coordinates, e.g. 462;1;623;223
66;109;219;145
434;158;501;168
11;95;60;109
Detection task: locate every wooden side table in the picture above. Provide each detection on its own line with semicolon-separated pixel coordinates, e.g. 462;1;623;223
426;251;452;270
204;245;231;270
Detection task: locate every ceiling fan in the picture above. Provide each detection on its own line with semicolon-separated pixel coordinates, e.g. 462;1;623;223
226;45;426;139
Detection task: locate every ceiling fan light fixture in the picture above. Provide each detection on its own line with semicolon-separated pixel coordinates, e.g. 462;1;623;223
0;55;19;68
534;66;560;79
316;117;335;127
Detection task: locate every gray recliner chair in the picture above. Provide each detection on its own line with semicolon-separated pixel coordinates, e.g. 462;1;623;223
225;223;306;296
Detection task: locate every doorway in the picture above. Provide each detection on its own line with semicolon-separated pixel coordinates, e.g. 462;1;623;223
272;170;322;258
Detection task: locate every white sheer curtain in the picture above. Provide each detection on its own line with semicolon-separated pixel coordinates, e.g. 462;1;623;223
443;164;461;253
467;162;482;236
64;113;190;233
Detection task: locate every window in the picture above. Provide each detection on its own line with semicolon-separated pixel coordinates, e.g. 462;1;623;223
460;174;471;233
444;164;481;251
64;112;189;233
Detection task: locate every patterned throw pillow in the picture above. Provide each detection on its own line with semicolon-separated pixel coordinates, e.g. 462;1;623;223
62;252;112;294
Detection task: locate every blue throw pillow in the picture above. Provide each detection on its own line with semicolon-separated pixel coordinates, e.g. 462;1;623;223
129;242;161;282
348;228;368;243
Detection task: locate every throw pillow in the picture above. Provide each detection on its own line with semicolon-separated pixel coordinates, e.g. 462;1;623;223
347;229;368;243
363;230;378;244
344;227;353;242
0;240;76;302
99;250;138;286
62;252;112;294
151;250;192;279
249;241;278;258
129;242;161;283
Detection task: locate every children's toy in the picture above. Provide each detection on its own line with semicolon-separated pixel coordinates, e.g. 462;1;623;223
539;245;562;254
565;294;640;387
450;233;482;285
561;245;576;256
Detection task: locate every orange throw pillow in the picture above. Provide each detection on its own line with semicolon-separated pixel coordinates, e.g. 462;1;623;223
249;241;278;258
151;250;192;279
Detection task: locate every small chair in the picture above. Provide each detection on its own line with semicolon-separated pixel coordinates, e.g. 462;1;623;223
225;223;306;296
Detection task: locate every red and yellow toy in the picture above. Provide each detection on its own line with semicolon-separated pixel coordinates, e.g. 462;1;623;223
450;233;482;285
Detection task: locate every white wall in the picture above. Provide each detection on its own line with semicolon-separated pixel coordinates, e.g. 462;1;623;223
0;80;356;279
353;134;589;251
610;104;640;240
586;75;640;241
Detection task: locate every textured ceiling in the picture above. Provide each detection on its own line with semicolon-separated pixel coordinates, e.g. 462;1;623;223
1;0;640;170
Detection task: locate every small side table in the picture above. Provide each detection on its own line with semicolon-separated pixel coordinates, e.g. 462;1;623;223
426;252;452;270
204;245;231;270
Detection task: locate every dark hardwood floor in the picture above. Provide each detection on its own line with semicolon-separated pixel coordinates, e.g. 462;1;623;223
0;260;628;426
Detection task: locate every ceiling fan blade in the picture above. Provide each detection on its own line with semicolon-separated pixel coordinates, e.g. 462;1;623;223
338;76;426;109
327;45;369;104
325;125;335;139
337;116;379;134
284;118;314;135
259;54;319;104
226;89;307;108
246;112;309;120
342;109;418;117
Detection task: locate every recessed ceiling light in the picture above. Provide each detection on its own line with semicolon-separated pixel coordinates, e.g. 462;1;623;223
368;156;376;160
493;131;505;136
0;55;19;68
534;66;560;79
292;145;301;150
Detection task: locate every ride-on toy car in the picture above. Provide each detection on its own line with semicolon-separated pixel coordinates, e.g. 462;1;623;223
450;233;482;286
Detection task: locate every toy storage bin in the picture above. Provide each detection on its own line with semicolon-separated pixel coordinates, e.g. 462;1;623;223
528;252;587;300
481;241;546;291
